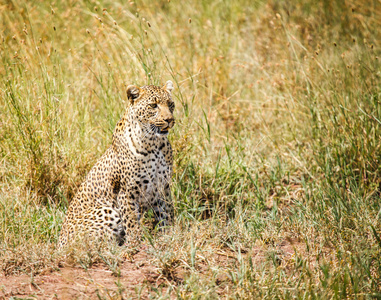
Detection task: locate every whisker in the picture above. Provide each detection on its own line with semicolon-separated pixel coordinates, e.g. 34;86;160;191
142;125;155;139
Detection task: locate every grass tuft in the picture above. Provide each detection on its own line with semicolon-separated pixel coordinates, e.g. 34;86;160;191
1;0;381;297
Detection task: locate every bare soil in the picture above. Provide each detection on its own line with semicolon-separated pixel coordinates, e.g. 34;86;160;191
0;240;307;299
0;250;165;299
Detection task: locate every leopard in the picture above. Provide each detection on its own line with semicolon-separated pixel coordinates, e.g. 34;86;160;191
58;81;176;249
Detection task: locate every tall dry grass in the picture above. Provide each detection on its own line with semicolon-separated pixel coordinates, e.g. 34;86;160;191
1;0;381;298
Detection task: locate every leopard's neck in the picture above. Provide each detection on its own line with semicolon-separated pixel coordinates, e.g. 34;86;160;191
113;110;165;157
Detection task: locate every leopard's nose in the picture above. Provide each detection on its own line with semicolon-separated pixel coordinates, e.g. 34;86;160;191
164;117;174;124
165;117;175;128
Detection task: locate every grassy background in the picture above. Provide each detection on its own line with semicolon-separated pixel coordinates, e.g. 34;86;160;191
1;0;381;298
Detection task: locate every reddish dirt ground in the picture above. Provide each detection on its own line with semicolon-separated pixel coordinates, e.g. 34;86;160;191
0;240;305;299
0;250;166;299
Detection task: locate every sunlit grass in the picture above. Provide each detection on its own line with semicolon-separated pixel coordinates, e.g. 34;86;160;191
1;0;381;298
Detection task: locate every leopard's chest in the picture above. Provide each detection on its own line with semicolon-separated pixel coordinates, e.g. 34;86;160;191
128;149;170;205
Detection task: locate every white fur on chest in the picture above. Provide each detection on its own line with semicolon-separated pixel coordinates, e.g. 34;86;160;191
123;124;170;204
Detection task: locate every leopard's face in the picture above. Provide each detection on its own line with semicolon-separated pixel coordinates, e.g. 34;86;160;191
127;81;175;137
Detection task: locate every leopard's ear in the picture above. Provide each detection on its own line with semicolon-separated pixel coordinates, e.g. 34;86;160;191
163;80;174;94
126;85;141;104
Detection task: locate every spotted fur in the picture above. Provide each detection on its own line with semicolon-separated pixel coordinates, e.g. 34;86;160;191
58;81;175;248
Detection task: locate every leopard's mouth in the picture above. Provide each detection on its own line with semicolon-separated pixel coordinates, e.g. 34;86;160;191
156;127;169;136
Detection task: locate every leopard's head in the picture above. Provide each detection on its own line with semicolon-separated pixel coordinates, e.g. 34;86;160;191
126;81;175;136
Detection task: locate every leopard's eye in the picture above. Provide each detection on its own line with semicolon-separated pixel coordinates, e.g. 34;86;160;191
150;103;158;109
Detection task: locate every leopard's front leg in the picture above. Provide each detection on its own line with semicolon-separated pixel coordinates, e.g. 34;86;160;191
153;182;174;228
116;187;142;242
